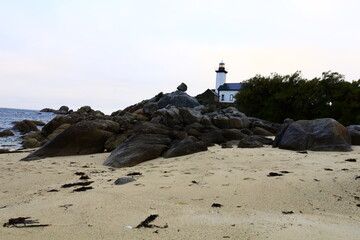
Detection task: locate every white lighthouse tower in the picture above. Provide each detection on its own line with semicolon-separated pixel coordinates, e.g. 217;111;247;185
215;61;227;93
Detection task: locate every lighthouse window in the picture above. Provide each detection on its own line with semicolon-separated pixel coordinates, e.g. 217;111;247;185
221;94;224;101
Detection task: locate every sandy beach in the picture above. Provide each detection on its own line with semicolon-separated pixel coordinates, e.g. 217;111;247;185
1;145;359;240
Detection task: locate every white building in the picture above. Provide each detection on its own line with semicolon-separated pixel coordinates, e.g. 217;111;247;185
215;61;242;103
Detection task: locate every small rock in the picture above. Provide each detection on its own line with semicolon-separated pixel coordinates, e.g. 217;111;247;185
114;177;136;185
177;82;188;92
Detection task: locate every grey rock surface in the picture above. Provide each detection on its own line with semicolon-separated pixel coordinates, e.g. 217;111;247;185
104;133;171;168
346;125;360;145
274;118;351;151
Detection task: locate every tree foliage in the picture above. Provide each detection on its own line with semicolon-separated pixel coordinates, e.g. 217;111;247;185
235;71;360;125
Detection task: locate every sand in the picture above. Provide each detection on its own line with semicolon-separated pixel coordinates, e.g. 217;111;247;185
0;145;359;240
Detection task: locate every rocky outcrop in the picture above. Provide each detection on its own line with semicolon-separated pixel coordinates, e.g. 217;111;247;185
273;118;351;151
0;130;14;137
104;134;171;168
46;123;72;141
21;84;284;167
163;136;207;158
346;125;360;145
199;129;227;146
57;106;70;114
248;117;282;135
21;121;113;161
12;120;39;133
22;132;47;148
104;133;130;152
40;106;71;114
157;90;201;109
41;116;74;137
40;108;55;113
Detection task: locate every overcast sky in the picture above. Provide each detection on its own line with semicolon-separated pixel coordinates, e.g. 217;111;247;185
1;0;359;114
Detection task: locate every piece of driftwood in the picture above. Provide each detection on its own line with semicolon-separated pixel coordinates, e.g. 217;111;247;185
267;172;283;177
126;172;142;176
61;181;93;188
73;186;93;192
135;215;168;229
345;158;357;162
3;217;50;228
282;211;294;214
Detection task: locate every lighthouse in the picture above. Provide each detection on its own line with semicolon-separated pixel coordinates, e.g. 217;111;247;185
215;61;227;92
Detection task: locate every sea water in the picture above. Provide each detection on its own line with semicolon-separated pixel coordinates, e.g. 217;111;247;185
0;108;55;150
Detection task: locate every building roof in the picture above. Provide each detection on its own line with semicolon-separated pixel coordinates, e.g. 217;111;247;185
218;83;242;91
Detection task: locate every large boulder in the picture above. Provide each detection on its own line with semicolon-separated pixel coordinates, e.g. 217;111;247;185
41;116;74;137
76;106;93;114
238;135;274;148
0;130;14;137
251;127;274;136
103;134;171;168
133;121;170;135
104;133;131;152
212;117;250;129
157;90;200;109
178;107;202;125
111;113;136;131
21;121;113;161
184;122;205;137
143;102;159;115
248;117;282;135
46;123;72;141
89;119;119;133
54;106;70;114
346;125;360;145
131;109;149;121
40;108;56;113
273;118;352;151
177;82;188;92
41;106;70;114
207;107;246;119
163;136;207;158
22;138;42;149
151;107;182;128
12;120;39;133
23;132;45;141
199;129;227;146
